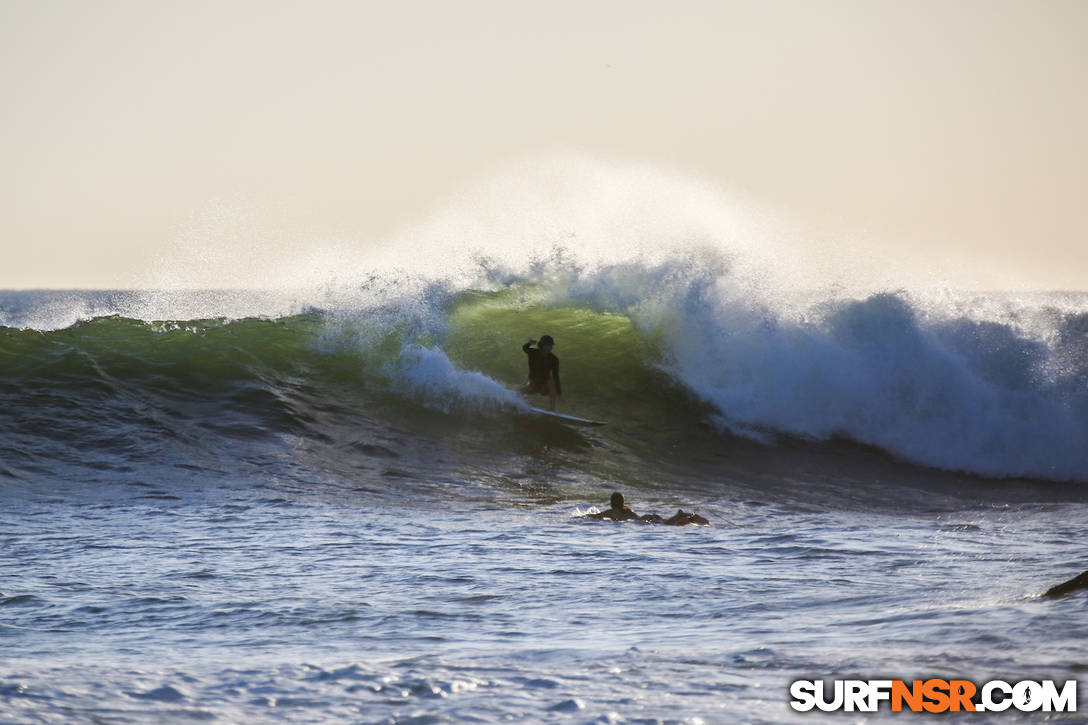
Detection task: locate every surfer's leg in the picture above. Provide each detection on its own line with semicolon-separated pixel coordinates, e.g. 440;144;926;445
1044;570;1088;598
662;509;710;526
545;378;557;411
662;509;693;526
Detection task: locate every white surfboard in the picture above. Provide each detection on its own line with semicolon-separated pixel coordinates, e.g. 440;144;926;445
528;406;607;426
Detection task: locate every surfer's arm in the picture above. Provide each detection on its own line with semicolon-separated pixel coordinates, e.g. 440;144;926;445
552;359;561;396
523;339;535;354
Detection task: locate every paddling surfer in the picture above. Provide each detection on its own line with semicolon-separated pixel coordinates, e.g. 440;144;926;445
580;492;710;526
582;491;640;521
520;335;561;411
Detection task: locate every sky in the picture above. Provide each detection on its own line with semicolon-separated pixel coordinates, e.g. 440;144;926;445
2;0;1086;290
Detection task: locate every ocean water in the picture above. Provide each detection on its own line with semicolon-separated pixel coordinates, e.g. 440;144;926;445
2;272;1086;724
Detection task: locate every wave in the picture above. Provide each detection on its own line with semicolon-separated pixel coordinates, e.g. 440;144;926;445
3;158;1087;485
2;268;1087;485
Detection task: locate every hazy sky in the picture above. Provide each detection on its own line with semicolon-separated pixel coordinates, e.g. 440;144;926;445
2;0;1086;289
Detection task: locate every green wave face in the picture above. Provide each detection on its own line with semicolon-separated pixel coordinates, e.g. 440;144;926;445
0;298;679;418
1;314;337;391
444;290;703;427
0;294;732;504
448;295;641;394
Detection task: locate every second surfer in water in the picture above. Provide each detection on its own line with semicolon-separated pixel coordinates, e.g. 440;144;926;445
580;492;710;526
521;335;561;411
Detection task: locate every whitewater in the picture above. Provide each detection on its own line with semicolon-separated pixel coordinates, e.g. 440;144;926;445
2;158;1086;722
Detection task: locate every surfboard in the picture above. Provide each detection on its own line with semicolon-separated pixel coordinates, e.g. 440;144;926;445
528;407;607;426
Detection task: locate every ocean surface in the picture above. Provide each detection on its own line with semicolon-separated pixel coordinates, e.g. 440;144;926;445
2;275;1087;723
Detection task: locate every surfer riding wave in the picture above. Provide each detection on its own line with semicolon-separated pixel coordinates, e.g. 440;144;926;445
520;335;561;411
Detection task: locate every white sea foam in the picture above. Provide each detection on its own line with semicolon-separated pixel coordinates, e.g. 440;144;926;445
391;344;527;414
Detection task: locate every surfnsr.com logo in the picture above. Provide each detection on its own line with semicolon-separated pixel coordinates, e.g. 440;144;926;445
789;679;1078;713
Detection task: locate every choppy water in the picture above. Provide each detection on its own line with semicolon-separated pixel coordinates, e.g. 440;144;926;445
3;475;1086;723
2;272;1087;722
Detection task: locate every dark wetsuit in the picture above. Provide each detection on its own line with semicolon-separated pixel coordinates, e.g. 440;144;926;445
585;506;639;522
583;506;709;526
523;342;561;395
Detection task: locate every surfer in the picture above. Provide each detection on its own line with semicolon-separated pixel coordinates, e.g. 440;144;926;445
1043;570;1088;599
520;335;561;411
579;492;710;526
582;491;640;521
